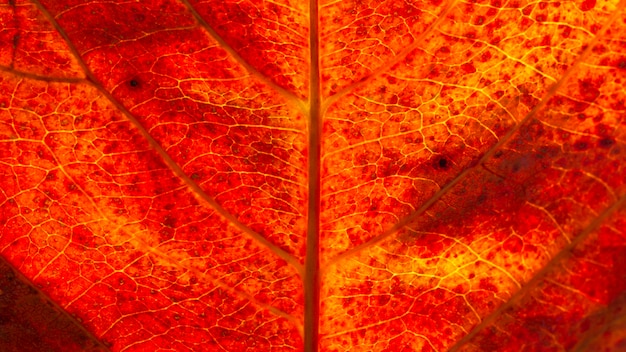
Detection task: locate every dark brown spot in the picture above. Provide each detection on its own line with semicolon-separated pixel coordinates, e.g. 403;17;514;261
598;138;615;148
434;156;449;170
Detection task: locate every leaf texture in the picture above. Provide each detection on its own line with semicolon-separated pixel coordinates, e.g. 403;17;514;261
0;0;625;351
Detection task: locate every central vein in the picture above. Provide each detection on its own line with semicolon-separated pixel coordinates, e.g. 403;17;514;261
304;0;321;350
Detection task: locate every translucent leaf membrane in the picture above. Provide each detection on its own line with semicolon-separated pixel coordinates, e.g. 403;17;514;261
0;74;303;350
460;205;626;351
319;0;620;260
187;0;309;97
0;1;82;78
34;0;309;259
1;1;307;349
320;2;626;350
0;0;625;350
319;0;445;96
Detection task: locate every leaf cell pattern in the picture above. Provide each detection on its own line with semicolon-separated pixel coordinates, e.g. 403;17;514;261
0;0;625;351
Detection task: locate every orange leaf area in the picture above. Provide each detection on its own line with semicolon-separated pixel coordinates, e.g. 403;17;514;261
1;0;625;351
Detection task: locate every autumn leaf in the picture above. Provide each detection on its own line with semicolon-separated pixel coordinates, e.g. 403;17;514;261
1;0;625;351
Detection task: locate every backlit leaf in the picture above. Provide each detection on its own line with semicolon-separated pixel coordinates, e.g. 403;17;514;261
1;0;625;351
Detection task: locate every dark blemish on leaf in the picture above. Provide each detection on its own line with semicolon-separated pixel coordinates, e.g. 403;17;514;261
434;156;449;170
162;216;176;228
511;155;534;173
598;138;615;148
12;34;20;49
129;79;139;87
574;140;589;151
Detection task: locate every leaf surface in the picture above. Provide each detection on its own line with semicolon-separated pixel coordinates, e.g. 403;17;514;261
0;0;625;351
